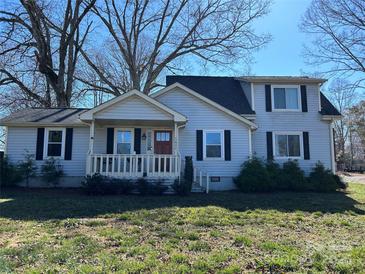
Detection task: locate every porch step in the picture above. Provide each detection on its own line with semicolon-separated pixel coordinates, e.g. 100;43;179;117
191;182;205;193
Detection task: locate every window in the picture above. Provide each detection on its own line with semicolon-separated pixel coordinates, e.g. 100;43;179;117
204;130;223;159
156;131;171;142
272;86;300;110
45;128;65;158
274;133;301;158
115;129;133;154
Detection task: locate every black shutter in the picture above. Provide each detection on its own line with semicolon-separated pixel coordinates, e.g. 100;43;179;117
134;128;141;154
224;130;231;161
36;128;45;160
196;130;203;161
106;128;114;154
301;85;308;112
64;128;73;160
265;85;272;112
303;131;310;160
266;131;273;160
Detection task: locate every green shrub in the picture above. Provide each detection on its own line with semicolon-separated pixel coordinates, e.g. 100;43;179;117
0;157;23;187
333;174;347;190
18;153;37;188
136;178;149;195
234;157;272;192
183;156;193;189
41;158;64;186
280;160;306;191
109;178;134;194
135;178;168;195
308;162;339;192
265;160;282;189
82;174;136;195
173;178;191;196
82;173;110;195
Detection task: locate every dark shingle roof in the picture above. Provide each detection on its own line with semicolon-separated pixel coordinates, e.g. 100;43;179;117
320;93;341;116
0;108;89;125
167;75;341;116
166;75;255;115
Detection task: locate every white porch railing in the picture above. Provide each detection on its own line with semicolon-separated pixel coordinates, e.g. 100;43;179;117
87;154;181;179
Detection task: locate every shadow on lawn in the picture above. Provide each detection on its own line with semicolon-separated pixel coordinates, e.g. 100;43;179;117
0;187;364;221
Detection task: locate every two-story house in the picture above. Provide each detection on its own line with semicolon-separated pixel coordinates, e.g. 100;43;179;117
0;75;341;191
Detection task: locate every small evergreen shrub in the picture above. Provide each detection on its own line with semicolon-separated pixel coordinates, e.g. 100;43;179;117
234;157;272;192
0;157;23;187
280;160;306;191
136;178;149;195
173;178;191;196
308;162;340;192
82;173;109;195
41;158;64;186
333;174;347;190
109;178;134;194
265;160;282;189
183;156;193;190
18;153;37;188
235;159;342;193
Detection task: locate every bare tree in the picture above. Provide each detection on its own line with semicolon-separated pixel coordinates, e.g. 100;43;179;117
0;0;96;108
301;0;365;88
81;0;271;95
325;79;358;165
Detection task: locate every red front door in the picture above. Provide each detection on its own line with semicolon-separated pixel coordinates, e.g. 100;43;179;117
154;130;172;154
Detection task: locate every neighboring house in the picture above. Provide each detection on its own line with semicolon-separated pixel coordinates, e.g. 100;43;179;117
0;76;341;191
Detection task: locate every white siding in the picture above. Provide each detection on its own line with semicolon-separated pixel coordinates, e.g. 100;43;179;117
252;83;332;172
95;95;172;120
6;126;89;177
157;87;250;189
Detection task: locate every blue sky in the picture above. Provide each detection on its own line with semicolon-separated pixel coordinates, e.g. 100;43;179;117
186;0;315;78
251;0;312;76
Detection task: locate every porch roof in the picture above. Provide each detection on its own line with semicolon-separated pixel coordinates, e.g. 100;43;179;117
80;89;187;123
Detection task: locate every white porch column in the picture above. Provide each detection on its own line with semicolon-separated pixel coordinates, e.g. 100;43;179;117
89;120;95;155
86;120;95;175
174;122;179;155
248;128;252;158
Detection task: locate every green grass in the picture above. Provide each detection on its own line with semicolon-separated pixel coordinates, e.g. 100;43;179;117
1;183;365;273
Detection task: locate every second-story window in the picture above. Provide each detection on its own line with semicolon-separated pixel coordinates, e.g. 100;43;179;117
272;85;300;111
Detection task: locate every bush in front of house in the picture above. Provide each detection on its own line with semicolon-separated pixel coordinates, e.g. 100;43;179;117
280;160;306;191
110;178;134;194
17;153;37;188
135;178;168;195
173;178;192;196
265;160;282;189
235;158;347;193
82;174;135;195
82;173;110;195
41;158;64;186
0;156;23;187
307;162;343;192
234;157;272;192
136;177;149;195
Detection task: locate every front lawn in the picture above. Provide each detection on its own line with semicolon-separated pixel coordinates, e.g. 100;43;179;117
1;183;365;273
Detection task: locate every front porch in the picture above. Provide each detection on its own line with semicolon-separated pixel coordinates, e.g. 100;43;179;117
80;89;188;180
87;153;181;179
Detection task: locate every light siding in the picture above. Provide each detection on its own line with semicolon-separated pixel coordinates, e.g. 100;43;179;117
157;87;250;190
95;95;172;120
252;83;332;172
6;126;89;177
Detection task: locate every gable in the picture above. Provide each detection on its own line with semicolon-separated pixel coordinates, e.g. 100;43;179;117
94;95;173;120
153;84;257;129
155;86;257;129
166;76;254;115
